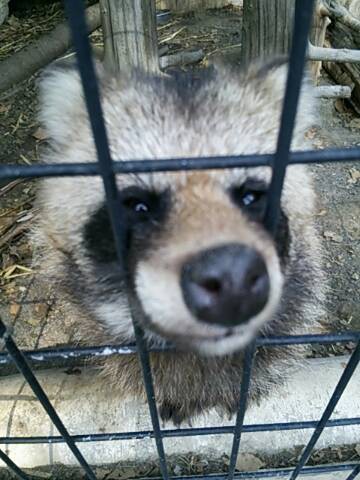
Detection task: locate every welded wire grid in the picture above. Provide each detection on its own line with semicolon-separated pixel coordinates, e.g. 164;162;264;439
0;0;359;479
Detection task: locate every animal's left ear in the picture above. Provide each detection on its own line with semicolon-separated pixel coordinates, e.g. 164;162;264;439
251;57;317;140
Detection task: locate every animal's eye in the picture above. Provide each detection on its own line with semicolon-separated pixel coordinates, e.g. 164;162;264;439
120;186;169;224
123;197;150;214
230;180;267;212
241;190;263;207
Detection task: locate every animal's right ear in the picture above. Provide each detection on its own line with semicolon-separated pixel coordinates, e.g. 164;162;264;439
38;62;87;146
39;59;109;146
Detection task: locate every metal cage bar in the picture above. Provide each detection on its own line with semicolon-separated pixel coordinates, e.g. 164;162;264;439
63;1;169;478
347;465;360;480
1;332;359;366
63;0;126;267
132;324;169;480
227;342;256;480
1;147;360;181
264;0;315;232
0;449;30;480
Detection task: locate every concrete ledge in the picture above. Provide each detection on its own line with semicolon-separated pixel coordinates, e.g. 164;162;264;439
0;356;359;471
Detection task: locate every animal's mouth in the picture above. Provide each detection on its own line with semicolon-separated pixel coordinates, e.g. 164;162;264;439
169;328;234;343
142;313;235;343
169;327;254;356
142;317;247;354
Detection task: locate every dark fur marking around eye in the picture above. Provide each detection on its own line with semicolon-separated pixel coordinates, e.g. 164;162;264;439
83;188;170;264
83;204;116;263
229;179;291;264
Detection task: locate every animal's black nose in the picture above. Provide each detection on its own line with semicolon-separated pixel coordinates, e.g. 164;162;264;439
181;244;270;327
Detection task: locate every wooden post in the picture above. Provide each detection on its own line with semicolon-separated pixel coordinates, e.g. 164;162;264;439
100;0;159;73
241;0;295;65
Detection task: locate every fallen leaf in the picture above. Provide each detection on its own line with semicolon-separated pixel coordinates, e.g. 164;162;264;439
323;231;343;242
305;127;317;140
316;209;327;217
26;318;41;327
349;118;360;129
334;99;347;114
95;468;112;480
34;303;49;316
9;303;20;316
348;168;360;184
173;465;182;476
107;467;138;479
32;127;49;141
236;453;265;472
23;471;51;479
7;15;20;27
0;104;10;114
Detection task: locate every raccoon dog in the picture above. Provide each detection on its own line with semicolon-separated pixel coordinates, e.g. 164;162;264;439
33;59;325;424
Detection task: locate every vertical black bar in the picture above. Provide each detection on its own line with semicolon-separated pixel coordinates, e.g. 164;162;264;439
63;0;126;266
289;342;360;480
63;2;169;477
227;342;257;480
346;464;360;480
264;0;316;233
0;448;31;480
0;320;97;480
133;324;169;480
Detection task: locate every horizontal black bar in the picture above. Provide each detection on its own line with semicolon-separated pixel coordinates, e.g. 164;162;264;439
1;417;358;445
0;147;360;180
256;332;360;346
0;448;31;480
0;344;139;365
0;333;358;366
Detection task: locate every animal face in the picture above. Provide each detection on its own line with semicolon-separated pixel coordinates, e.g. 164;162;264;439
36;60;316;355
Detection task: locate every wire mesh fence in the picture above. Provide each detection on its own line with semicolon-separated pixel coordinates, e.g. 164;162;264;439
0;0;359;479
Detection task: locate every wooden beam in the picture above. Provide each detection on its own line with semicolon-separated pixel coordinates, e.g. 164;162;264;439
308;41;360;62
314;85;352;97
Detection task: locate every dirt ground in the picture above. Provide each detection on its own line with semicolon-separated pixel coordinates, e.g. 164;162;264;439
0;3;359;478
